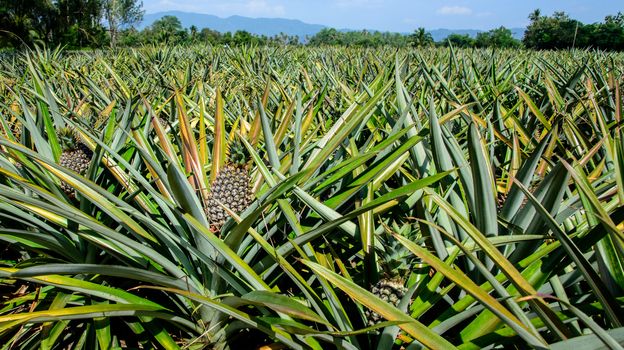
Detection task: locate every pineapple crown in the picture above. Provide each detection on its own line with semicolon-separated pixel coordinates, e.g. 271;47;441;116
377;232;420;278
227;138;249;167
58;127;81;150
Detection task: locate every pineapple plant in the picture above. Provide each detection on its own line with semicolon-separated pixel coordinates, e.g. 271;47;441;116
57;127;93;198
205;141;253;230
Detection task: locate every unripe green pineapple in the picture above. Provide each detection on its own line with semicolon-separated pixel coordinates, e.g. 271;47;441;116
58;127;93;198
206;142;252;229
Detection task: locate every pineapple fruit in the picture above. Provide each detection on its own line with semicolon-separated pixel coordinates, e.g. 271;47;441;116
58;127;93;198
364;234;414;326
365;279;409;326
205;142;253;230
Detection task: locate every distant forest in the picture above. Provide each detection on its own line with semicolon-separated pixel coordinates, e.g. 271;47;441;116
1;1;623;50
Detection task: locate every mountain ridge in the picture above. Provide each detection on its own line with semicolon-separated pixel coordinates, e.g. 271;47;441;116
139;11;525;41
139;11;325;39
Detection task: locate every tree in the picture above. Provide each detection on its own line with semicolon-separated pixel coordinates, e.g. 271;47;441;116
605;12;624;27
444;33;475;48
148;15;182;43
199;28;221;44
117;27;141;46
529;9;541;22
103;0;143;48
221;32;233;45
1;0;106;48
308;28;341;45
587;13;624;51
523;10;624;51
233;30;254;45
409;27;433;47
189;25;198;43
523;10;585;49
55;0;106;48
475;26;521;48
270;32;299;46
288;35;300;46
0;0;57;47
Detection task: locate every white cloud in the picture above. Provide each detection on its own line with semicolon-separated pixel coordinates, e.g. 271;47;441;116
437;6;472;15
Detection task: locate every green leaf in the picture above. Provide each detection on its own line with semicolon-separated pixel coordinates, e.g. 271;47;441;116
242;291;331;326
211;87;227;182
0;304;167;332
467;122;497;237
550;327;624;350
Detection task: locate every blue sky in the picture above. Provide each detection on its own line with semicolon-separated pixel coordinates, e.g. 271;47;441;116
143;0;622;31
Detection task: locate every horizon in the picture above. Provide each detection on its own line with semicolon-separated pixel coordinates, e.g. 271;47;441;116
142;0;622;32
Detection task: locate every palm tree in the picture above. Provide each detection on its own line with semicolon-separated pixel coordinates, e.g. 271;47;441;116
529;9;541;22
190;25;198;43
409;27;434;47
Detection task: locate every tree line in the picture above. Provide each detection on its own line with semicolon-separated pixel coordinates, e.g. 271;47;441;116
308;11;624;50
117;16;301;47
1;2;623;51
523;10;624;50
0;0;143;48
307;26;522;49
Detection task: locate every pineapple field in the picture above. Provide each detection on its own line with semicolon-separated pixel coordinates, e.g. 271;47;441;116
1;45;624;349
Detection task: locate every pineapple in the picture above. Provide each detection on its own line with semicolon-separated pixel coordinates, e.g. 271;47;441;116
58;127;93;198
364;234;415;326
205;142;253;230
365;278;408;326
